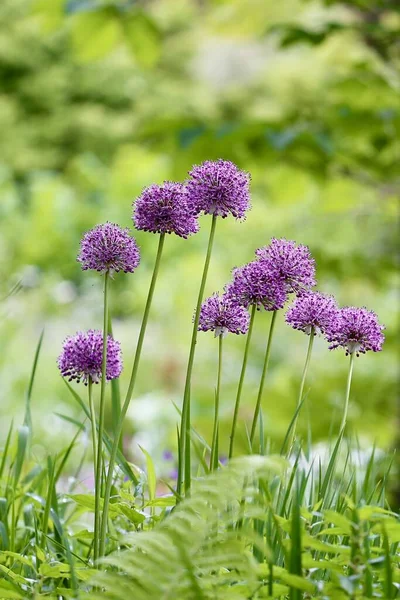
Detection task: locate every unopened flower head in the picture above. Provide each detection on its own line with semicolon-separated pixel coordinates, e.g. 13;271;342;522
57;329;122;385
226;261;287;312
187;159;250;219
327;306;385;356
78;222;140;275
255;238;316;293
285;291;339;336
133;182;199;239
198;292;250;337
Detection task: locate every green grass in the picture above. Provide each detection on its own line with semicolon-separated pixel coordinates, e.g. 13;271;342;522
0;372;398;599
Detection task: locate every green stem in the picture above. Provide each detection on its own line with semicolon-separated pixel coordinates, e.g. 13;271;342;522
210;334;223;471
88;379;97;483
178;215;217;496
99;233;165;559
228;304;257;459
340;352;355;435
94;270;109;562
250;310;278;447
289;328;315;452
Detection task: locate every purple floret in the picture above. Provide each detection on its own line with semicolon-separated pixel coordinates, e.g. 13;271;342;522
285;291;339;336
78;222;140;275
225;261;287;312
58;330;122;385
326;306;385;356
255;238;316;293
187;159;251;219
198;293;250;337
133;182;199;238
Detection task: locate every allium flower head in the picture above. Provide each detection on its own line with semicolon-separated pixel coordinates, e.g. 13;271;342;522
255;238;316;293
198;293;250;337
285;291;339;336
187;159;250;219
326;306;385;356
226;261;287;312
77;222;140;274
58;330;122;384
133;182;199;238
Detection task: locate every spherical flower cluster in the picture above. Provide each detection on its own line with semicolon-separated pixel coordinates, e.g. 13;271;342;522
198;293;250;337
133;182;199;239
256;238;316;293
187;159;251;219
285;291;339;336
326;306;385;356
77;222;140;275
226;261;287;312
58;330;123;384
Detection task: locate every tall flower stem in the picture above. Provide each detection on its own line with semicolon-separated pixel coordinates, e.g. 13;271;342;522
178;215;217;497
99;233;165;559
94;270;109;562
210;335;223;471
88;379;97;484
229;304;257;459
250;310;278;447
288;328;315;452
339;353;355;435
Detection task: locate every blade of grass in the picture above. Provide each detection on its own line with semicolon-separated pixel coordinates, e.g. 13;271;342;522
24;329;44;433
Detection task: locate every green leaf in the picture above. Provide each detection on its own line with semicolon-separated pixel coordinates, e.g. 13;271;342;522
146;496;176;508
13;426;30;488
0;585;24;599
32;0;64;32
139;445;156;502
39;562;70;578
117;504;146;524
71;8;121;61
122;11;161;68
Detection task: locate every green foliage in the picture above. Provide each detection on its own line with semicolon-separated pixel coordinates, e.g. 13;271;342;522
0;1;399;595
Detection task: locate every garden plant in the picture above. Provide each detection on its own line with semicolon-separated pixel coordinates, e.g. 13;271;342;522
0;159;398;600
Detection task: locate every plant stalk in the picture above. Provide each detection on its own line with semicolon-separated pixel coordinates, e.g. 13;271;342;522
178;215;217;496
88;379;97;481
99;233;165;559
250;310;277;447
210;334;223;471
289;327;315;451
94;269;109;562
228;304;256;458
340;352;355;435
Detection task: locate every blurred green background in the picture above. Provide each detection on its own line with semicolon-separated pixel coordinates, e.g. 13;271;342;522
0;0;398;467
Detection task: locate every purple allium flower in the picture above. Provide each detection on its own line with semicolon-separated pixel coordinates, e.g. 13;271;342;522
77;222;140;274
57;329;122;385
226;261;287;312
326;306;385;356
133;182;199;239
285;291;339;336
187;159;251;219
255;238;316;293
198;292;250;337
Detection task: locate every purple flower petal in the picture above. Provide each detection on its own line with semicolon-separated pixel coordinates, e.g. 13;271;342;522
58;330;122;384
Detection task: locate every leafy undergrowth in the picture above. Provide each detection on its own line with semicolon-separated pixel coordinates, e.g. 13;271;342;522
0;415;399;599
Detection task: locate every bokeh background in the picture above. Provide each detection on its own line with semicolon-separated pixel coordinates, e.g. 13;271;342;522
0;0;399;469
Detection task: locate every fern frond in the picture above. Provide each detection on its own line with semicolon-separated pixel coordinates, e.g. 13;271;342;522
88;456;286;600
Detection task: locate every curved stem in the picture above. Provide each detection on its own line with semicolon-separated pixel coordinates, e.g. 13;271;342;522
210;335;223;471
289;328;315;452
250;310;278;447
88;379;97;484
229;304;257;459
178;215;217;497
99;233;165;559
340;353;355;435
94;270;109;562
